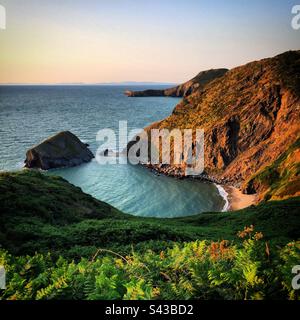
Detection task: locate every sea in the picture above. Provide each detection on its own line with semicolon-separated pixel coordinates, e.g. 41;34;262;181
0;85;226;217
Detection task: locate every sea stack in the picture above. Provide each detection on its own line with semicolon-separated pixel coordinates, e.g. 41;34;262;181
24;131;94;170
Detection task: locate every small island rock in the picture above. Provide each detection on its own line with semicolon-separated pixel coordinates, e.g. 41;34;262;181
24;131;94;170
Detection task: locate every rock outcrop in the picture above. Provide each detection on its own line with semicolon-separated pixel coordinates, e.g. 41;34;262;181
24;131;94;170
129;51;300;201
125;68;228;97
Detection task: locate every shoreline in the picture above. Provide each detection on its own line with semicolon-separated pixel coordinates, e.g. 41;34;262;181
224;186;257;211
20;155;257;213
142;163;258;212
214;184;230;212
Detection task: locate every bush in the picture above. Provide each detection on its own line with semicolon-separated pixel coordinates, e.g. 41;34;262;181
1;227;299;300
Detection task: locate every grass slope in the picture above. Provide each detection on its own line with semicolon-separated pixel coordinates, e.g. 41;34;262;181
245;138;300;200
1;171;299;259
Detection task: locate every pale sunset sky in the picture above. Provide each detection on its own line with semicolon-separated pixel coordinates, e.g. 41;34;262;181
0;0;299;84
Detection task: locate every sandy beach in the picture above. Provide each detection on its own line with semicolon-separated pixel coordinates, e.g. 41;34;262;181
224;186;258;211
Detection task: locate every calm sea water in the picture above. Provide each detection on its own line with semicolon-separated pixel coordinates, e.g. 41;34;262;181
0;85;225;217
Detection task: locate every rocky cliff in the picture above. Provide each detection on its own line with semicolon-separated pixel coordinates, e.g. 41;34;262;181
125;69;228;97
24;131;94;170
136;51;300;201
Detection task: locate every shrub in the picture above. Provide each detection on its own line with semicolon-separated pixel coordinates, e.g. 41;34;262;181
1;227;299;300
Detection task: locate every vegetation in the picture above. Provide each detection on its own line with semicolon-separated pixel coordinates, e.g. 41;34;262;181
1;229;299;300
0;171;299;300
245;138;300;201
1;171;300;259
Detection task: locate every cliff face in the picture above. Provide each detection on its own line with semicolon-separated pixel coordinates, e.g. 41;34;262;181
125;69;228;97
24;131;94;170
141;51;300;200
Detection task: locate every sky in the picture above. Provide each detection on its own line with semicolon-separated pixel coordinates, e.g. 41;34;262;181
0;0;299;84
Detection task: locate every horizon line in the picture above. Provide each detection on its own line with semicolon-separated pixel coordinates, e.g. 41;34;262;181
0;81;178;86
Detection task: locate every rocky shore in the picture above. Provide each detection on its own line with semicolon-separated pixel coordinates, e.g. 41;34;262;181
142;162;257;210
